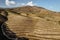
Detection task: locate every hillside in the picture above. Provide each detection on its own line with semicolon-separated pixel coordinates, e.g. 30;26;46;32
0;6;60;40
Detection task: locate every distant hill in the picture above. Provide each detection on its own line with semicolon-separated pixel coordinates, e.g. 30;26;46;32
8;6;60;17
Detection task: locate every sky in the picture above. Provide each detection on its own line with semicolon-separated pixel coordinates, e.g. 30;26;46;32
0;0;60;12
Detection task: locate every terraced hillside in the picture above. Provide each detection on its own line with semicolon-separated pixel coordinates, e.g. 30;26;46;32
1;6;60;40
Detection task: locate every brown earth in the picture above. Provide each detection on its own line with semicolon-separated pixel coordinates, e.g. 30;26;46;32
0;6;60;40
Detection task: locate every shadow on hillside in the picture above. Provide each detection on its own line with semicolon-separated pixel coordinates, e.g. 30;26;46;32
1;23;29;40
0;10;10;40
0;10;29;40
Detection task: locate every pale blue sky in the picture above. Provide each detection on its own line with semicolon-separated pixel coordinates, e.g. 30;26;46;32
0;0;60;12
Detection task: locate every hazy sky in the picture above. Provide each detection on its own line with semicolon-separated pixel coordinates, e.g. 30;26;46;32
0;0;60;12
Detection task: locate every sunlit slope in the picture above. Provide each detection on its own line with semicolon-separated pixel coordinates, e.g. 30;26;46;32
1;6;60;40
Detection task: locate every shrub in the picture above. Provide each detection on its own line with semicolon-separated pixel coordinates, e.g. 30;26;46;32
58;21;60;25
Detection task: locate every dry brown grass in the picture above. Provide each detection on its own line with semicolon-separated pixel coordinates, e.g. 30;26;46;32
1;6;60;40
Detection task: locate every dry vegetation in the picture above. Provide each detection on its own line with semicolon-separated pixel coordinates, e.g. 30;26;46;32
0;6;60;40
